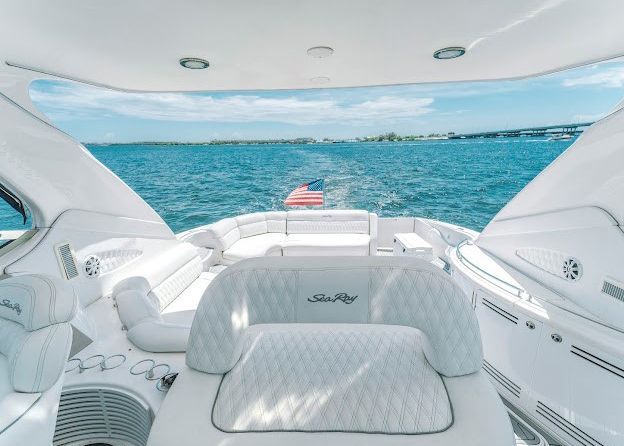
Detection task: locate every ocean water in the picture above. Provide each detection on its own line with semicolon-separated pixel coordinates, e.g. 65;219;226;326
0;138;574;233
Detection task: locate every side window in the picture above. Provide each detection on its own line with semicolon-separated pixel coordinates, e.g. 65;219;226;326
0;184;32;247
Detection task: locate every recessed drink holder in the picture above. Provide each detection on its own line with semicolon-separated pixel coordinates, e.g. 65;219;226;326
79;354;106;372
65;358;81;373
130;359;171;381
102;354;126;370
65;354;127;373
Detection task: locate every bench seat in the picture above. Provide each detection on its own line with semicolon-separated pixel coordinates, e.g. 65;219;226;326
181;210;378;263
282;233;370;256
222;232;286;263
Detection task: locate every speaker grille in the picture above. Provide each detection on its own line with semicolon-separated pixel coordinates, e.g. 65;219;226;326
53;387;152;446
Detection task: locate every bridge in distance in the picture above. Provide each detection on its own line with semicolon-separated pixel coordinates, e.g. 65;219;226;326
449;122;594;139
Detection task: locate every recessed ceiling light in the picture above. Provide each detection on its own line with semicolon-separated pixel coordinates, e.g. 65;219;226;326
433;47;466;60
307;46;334;58
310;76;330;84
179;57;210;69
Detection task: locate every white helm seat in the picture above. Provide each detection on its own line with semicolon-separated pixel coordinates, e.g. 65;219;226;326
148;257;514;445
0;274;76;443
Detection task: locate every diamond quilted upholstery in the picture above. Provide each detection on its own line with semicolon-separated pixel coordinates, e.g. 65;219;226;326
369;267;483;377
186;257;482;377
149;257;203;312
187;268;298;373
212;325;452;433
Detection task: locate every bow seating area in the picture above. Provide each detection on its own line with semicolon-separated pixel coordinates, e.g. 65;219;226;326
0;275;76;444
147;256;514;446
179;210;378;264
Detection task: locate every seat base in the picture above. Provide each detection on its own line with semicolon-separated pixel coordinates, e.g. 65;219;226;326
148;324;514;446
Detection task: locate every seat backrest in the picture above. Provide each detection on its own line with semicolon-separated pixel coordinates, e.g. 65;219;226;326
186;256;482;377
182;218;241;251
286;210;371;234
0;275;76;392
113;242;202;316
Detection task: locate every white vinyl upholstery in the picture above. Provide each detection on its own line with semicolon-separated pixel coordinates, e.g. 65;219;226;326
149;257;203;311
186;210;378;263
213;324;452;433
235;213;268;238
282;233;370;256
149;256;512;446
222;233;286;262
186;256;482;377
265;211;286;233
114;243;215;352
286;210;370;234
0;275;76;393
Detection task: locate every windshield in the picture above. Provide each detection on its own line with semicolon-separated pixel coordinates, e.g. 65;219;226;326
29;60;624;233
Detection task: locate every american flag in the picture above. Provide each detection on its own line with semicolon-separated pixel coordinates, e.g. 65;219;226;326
284;179;324;206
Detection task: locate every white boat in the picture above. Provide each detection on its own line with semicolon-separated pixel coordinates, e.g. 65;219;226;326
0;2;623;446
549;134;573;141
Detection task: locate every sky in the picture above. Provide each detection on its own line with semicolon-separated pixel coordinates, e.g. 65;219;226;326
29;61;624;143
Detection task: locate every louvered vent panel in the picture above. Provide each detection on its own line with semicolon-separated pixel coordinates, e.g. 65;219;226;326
536;401;603;446
56;243;79;280
53;388;152;446
483;360;521;398
602;279;624;304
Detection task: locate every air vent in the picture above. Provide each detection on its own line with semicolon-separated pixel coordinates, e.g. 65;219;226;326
83;255;102;278
54;387;152;446
562;257;582;281
536;401;603;446
483;360;521;398
482;298;518;324
571;345;624;380
602;278;624;303
55;242;79;280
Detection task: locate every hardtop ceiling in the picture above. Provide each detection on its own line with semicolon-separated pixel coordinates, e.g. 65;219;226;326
1;0;623;92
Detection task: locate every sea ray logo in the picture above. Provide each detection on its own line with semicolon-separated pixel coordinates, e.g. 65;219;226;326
308;293;358;304
0;298;22;315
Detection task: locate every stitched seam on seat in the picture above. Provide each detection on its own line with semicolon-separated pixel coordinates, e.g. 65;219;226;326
210;330;456;435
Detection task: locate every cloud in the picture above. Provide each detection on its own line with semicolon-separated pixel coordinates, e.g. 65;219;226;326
562;66;624;88
30;82;434;125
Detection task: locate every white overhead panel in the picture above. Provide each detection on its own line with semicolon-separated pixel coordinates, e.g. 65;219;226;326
0;0;622;92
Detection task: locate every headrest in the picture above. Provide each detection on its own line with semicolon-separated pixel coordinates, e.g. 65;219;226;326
0;274;77;330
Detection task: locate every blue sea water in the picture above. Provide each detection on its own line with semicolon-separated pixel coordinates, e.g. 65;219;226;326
0;138;574;233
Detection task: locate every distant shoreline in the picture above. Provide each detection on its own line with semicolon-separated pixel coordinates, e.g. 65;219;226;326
84;123;589;146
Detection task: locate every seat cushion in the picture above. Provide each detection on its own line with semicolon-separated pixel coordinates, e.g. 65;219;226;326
148;327;514;446
287;210;370;234
213;324;452;433
282;233;370;256
222;233;287;263
161;272;217;316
